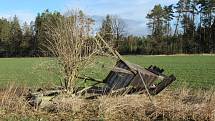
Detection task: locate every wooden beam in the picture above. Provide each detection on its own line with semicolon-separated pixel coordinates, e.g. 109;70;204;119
112;67;134;75
150;75;176;95
76;76;103;83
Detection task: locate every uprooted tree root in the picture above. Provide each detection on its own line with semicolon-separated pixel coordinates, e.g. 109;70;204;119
0;87;215;121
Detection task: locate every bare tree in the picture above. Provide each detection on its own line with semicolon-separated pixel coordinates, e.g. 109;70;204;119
43;10;119;92
111;15;126;40
44;10;99;92
99;15;126;50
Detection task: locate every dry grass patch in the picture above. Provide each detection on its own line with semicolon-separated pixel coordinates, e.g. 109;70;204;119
0;86;215;121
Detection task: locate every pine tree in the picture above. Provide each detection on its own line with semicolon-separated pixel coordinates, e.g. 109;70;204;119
146;4;165;40
9;15;22;56
22;22;33;56
99;15;114;44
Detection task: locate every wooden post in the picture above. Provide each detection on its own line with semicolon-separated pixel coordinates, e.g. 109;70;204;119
138;70;154;103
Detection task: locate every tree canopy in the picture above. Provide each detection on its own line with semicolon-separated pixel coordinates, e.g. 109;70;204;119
0;0;215;56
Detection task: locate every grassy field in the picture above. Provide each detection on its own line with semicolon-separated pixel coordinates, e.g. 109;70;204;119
0;55;215;120
0;55;215;89
124;55;215;88
0;57;60;87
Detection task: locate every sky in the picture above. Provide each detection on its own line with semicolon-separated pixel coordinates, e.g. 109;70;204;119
0;0;179;35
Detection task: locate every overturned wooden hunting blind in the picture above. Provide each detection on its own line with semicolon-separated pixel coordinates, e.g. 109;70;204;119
26;59;176;108
81;59;176;96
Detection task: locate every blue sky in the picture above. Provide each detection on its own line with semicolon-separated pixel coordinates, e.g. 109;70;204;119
0;0;178;35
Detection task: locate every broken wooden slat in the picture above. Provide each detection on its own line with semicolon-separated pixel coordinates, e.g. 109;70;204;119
112;67;133;75
76;76;103;83
150;75;176;95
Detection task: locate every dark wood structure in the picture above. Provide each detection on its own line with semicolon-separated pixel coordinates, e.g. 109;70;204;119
82;59;176;95
26;59;176;108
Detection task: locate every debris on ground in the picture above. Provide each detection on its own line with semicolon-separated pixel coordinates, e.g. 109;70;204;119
26;58;176;109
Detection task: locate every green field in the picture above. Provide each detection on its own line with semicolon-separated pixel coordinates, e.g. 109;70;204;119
124;55;215;88
0;55;215;89
0;58;60;87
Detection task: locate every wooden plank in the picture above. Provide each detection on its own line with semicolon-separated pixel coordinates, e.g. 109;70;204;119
130;70;159;88
107;71;118;87
76;76;103;83
112;67;133;75
116;60;136;74
108;72;134;90
150;75;176;95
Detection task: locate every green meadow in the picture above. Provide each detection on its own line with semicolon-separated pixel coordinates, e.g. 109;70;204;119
0;55;215;89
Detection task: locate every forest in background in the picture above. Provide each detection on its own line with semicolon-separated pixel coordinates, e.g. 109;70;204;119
0;0;215;57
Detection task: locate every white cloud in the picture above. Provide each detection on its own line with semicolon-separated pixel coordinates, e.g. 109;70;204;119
64;0;162;35
0;0;179;35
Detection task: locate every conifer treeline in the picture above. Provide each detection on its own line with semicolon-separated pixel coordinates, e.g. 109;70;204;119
0;0;214;57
